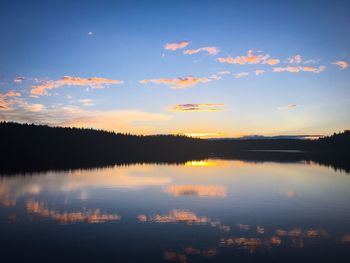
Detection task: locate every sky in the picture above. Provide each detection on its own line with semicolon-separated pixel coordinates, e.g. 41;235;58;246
0;0;349;137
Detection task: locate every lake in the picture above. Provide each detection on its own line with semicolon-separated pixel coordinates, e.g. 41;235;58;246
1;159;350;262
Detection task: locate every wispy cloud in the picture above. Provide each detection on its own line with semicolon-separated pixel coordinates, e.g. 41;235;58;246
278;104;297;111
273;66;325;73
30;76;123;96
287;54;302;64
209;74;221;80
0;90;21;111
217;50;279;65
140;75;212;88
234;72;249;78
164;41;190;51
332;60;349;70
14;76;26;83
171;103;224;112
217;70;231;75
0;103;172;134
255;69;265;76
79;99;94;106
15;99;45;112
184;46;219;55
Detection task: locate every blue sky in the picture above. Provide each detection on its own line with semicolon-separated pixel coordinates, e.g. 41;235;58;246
0;0;349;137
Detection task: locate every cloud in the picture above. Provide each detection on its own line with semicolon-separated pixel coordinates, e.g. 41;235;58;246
14;76;26;83
217;70;231;75
139;75;212;88
287;55;302;64
273;66;301;73
209;74;221;80
164;185;227;197
255;69;265;76
184;46;219;55
217;50;279;65
0;90;21;111
26;200;121;224
332;60;349;70
79;99;94;106
278;104;297;111
264;58;280;65
273;66;325;73
88;31;94;36
171;103;224;112
31;76;124;96
164;41;190;51
16;100;45;112
0;103;172;134
302;66;326;73
234;72;249;78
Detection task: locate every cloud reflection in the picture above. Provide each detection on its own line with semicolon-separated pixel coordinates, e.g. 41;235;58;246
26;200;121;224
164;185;227;197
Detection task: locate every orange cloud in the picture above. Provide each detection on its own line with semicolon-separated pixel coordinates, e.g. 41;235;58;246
171;103;224;112
164;41;190;51
139;75;211;88
0;90;21;111
264;58;280;65
302;66;326;73
164;185;227;197
217;50;279;65
184;46;219;55
31;76;123;95
332;60;349;70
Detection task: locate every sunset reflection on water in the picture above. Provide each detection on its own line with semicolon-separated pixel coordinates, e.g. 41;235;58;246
0;159;350;262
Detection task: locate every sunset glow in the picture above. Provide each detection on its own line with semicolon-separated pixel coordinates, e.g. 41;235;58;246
0;1;349;137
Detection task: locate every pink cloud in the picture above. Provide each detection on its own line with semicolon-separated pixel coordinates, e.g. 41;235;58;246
171;103;224;112
273;66;325;73
332;60;349;70
31;76;123;95
164;41;190;51
217;50;279;65
255;70;265;76
184;46;219;55
0;90;21;111
287;55;302;64
139;75;212;88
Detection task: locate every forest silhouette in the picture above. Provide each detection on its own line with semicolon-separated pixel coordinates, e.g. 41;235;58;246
0;122;349;174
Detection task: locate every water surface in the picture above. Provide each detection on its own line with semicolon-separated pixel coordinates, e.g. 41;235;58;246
1;159;350;262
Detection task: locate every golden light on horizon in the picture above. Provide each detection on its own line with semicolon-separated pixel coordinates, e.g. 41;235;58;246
185;160;218;167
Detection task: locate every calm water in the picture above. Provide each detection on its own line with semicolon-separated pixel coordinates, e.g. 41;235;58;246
1;159;350;262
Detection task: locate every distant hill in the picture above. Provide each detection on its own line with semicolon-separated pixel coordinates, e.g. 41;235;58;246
210;135;322;140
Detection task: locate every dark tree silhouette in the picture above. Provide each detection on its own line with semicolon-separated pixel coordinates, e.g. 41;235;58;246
0;122;349;174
